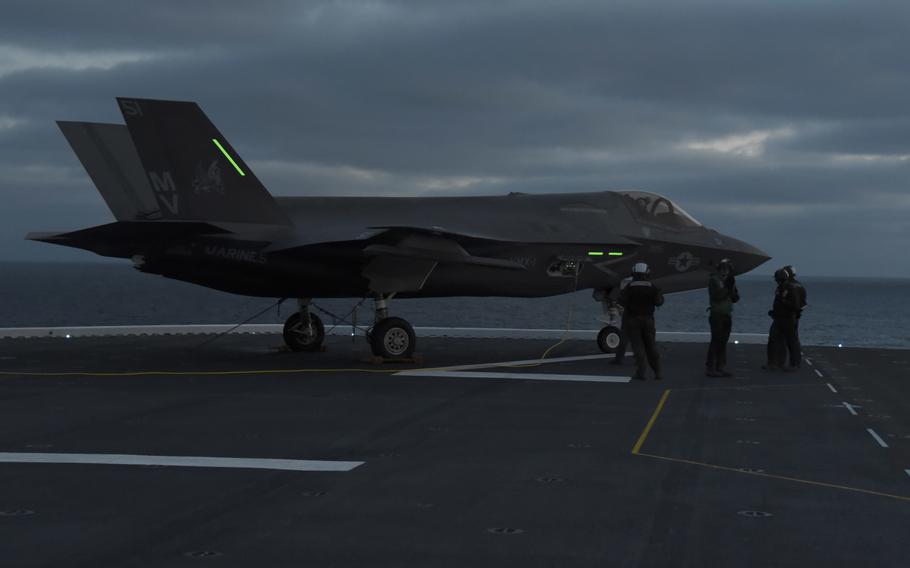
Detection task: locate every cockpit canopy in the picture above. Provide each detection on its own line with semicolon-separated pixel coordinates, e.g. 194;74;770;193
616;191;703;229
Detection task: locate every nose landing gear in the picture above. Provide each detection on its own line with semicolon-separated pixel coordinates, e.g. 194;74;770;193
597;325;624;353
593;288;625;354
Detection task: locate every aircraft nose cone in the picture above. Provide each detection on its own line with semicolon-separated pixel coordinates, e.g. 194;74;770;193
728;238;771;274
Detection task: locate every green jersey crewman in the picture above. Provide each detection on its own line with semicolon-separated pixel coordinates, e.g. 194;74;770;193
706;258;739;377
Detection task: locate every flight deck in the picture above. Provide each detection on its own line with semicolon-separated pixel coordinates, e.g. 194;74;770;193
0;332;908;567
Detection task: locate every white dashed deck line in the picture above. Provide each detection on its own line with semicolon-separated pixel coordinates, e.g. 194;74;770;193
805;358;813;366
842;402;858;416
814;369;824;378
826;383;838;394
866;429;889;449
0;452;363;472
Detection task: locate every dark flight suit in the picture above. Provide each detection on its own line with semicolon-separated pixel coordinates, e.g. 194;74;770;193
768;281;802;368
706;271;740;375
791;278;807;362
619;280;665;380
611;278;632;365
613;323;627;364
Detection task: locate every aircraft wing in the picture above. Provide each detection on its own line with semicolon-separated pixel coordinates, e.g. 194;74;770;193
365;225;516;244
268;223;639;253
268;225;523;268
266;225;529;293
362;229;525;293
362;231;526;270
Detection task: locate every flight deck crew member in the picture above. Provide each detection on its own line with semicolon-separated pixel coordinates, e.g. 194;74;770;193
783;264;808;336
610;276;633;366
618;263;664;381
782;265;807;366
706;258;740;377
763;268;802;371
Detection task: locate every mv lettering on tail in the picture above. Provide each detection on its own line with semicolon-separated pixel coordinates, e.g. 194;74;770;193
148;170;179;215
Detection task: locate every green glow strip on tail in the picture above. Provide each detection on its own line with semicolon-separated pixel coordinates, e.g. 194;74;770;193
212;138;246;176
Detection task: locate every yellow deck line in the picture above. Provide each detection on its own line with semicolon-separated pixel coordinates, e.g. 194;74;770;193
629;385;910;503
632;389;671;454
637;452;910;503
0;355;625;377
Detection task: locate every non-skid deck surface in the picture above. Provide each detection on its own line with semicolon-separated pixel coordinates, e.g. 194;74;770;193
0;335;907;567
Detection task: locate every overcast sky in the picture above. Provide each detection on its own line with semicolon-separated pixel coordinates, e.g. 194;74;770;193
1;0;908;277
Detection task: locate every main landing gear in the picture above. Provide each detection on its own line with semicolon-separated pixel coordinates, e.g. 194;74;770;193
282;299;325;352
367;294;416;359
281;295;417;359
593;289;625;354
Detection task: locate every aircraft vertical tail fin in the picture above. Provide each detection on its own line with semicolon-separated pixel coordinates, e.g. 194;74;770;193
116;97;291;226
57;121;162;221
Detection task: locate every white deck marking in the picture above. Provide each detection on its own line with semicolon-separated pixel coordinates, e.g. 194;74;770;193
431;352;630;372
866;429;889;448
814;369;824;378
805;358;813;366
0;452;363;472
842;402;858;415
827;383;838;393
397;352;633;382
395;369;630;383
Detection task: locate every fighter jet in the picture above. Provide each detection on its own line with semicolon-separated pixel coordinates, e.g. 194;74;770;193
28;98;771;358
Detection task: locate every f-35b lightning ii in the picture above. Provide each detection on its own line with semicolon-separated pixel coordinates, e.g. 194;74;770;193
29;98;770;358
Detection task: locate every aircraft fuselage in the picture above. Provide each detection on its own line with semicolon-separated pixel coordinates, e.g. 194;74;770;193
133;191;769;299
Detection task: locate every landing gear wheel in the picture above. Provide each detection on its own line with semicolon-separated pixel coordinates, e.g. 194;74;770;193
283;312;325;352
370;317;416;358
597;325;623;354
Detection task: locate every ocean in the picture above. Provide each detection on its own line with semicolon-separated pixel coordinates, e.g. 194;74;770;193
0;262;907;349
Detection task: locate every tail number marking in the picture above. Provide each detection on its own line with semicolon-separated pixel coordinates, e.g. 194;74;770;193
119;99;143;117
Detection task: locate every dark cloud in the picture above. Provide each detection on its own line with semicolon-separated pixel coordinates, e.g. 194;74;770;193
1;0;909;275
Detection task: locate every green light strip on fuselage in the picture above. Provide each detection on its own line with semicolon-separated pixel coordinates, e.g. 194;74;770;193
588;251;605;256
608;252;624;256
212;138;246;176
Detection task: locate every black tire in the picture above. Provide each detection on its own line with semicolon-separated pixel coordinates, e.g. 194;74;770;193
370;317;416;358
597;325;623;354
283;312;325;352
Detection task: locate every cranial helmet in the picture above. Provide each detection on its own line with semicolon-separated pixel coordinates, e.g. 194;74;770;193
782;265;796;280
718;258;734;273
632;262;650;279
774;268;787;283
